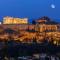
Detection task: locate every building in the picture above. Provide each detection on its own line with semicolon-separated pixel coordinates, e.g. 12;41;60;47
35;16;58;32
0;16;60;44
3;16;28;24
34;16;60;44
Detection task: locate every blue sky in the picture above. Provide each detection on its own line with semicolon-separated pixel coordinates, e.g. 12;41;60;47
0;0;60;22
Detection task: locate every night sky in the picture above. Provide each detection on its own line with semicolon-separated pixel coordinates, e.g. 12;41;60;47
0;0;60;23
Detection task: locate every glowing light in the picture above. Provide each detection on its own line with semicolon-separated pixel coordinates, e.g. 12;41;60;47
51;4;55;8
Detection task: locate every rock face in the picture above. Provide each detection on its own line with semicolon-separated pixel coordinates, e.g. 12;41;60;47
0;16;59;43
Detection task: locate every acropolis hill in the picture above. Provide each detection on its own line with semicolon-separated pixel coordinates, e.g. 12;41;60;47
0;16;60;44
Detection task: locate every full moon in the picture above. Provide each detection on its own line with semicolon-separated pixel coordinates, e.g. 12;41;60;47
51;4;55;8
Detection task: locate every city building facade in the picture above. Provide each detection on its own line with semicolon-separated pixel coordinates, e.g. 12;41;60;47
3;16;28;24
0;16;60;44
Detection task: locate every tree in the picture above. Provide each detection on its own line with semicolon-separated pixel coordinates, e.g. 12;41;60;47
32;20;36;25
